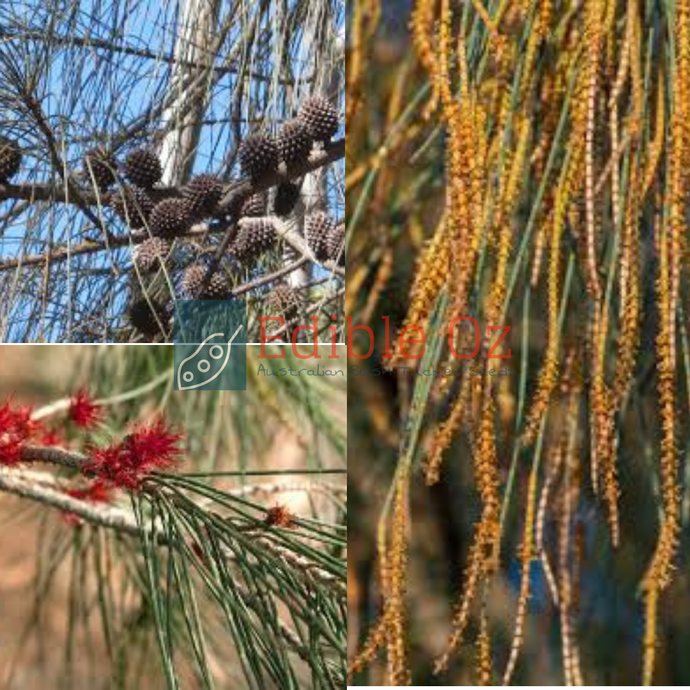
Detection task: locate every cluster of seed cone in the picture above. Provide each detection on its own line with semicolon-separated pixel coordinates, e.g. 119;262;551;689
2;95;340;340
239;95;339;179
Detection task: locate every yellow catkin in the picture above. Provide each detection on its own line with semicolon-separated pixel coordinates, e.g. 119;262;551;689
530;210;550;287
522;168;566;445
590;303;619;546
502;466;538;684
433;520;491;674
608;5;633;232
535;447;562;606
640;74;665;201
411;0;440;116
487;116;530;323
476;605;493;685
554;350;585;686
388;216;449;366
347;613;389;683
423;376;472;485
583;0;605;301
385;471;412;685
434;384;502;674
346;0;380;141
612;161;641;405
641;2;688;682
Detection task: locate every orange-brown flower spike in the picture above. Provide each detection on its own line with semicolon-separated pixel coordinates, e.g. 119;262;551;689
384;470;412;685
476;606;493;685
347;613;389;684
640;2;688;681
389;216;449;367
503;466;538;684
613;162;641;406
423;377;471;485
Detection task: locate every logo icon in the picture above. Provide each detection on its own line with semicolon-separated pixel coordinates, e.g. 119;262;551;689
176;327;243;390
174;300;247;391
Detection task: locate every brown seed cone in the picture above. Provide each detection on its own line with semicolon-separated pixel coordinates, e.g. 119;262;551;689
298;96;339;142
184;174;224;218
238;133;279;179
202;271;229;300
277;118;313;168
240;192;267;218
0;136;22;182
133;237;171;272
128;298;169;339
305;211;335;261
150;198;193;238
111;186;155;229
231;218;276;261
268;284;299;320
84;148;117;189
181;263;229;299
327;222;345;263
124;148;162;188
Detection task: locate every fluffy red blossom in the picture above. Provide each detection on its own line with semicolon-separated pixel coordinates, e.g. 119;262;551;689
85;417;183;490
66;479;113;503
0;399;41;466
68;389;103;429
63;480;113;526
263;504;295;529
39;427;67;446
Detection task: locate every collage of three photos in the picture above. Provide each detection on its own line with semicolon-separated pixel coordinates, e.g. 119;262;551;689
2;0;690;687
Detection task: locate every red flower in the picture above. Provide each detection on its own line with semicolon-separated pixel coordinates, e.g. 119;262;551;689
0;399;41;466
68;389;103;429
263;504;295;529
85;417;183;490
63;479;113;526
39;427;66;446
66;480;113;503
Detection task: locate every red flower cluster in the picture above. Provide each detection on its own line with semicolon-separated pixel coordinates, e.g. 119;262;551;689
85;418;183;490
0;399;41;466
68;389;103;429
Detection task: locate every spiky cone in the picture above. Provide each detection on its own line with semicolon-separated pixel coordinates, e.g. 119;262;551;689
181;263;206;299
274;182;300;216
0;136;22;183
239;192;267;218
268;284;299;321
83;148;117;189
128;298;169;339
277;118;313;168
124;147;162;188
232;218;276;261
298;96;339;142
111;186;155;230
305;211;335;261
203;271;229;300
327;222;345;263
150;198;193;238
181;263;229;299
184;174;224;219
238;133;279;179
133;237;171;273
